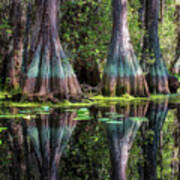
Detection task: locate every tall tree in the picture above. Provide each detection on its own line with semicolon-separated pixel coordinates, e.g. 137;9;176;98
22;0;81;100
9;0;24;88
140;0;170;94
171;2;180;75
102;0;149;97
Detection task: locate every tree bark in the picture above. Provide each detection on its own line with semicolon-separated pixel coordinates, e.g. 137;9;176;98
160;0;165;23
141;0;170;94
22;0;81;100
171;4;180;75
9;0;24;88
102;0;149;97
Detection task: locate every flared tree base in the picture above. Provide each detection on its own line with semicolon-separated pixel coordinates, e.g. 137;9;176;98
172;57;180;75
146;75;170;94
146;62;170;94
22;41;81;101
103;73;149;97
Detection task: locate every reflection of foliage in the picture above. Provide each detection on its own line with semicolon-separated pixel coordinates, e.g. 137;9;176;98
101;103;148;180
127;102;180;179
0;109;77;179
0;127;7;145
0;103;179;179
60;119;111;180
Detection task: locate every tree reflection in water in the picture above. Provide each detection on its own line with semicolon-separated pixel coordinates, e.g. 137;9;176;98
104;103;149;180
139;100;168;180
5;109;77;180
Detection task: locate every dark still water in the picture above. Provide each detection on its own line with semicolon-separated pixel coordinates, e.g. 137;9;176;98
0;100;179;180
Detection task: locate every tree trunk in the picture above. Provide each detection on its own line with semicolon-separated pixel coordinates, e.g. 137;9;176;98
22;0;81;100
102;0;149;97
9;0;24;88
141;0;170;94
160;0;165;23
171;4;180;75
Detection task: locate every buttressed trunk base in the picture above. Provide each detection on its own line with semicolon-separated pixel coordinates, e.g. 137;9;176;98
141;0;170;94
102;0;149;97
23;0;81;100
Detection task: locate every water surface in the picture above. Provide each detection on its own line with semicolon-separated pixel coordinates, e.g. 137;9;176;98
0;99;179;180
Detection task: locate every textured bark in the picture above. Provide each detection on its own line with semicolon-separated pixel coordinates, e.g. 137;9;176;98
171;5;180;75
160;0;165;23
23;0;81;100
141;0;170;94
22;2;32;76
9;0;24;88
102;0;149;97
105;103;149;180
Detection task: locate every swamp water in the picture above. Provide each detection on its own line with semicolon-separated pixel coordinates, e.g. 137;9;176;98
0;98;180;180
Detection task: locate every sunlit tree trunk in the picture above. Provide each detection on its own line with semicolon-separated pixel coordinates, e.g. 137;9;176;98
171;4;180;75
102;0;149;97
22;0;81;100
141;0;170;94
160;0;165;23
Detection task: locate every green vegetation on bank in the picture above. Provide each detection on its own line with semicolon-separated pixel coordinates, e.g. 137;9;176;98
0;91;179;109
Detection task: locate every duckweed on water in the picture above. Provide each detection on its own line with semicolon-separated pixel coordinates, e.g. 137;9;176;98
0;114;36;119
0;93;179;109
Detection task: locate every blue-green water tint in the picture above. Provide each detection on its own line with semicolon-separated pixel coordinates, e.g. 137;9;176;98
0;100;179;179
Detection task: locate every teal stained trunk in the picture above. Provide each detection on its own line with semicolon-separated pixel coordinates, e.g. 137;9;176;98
140;0;170;94
102;0;149;97
22;0;81;100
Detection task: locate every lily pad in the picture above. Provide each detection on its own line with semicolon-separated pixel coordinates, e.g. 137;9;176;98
98;118;110;122
74;116;92;121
